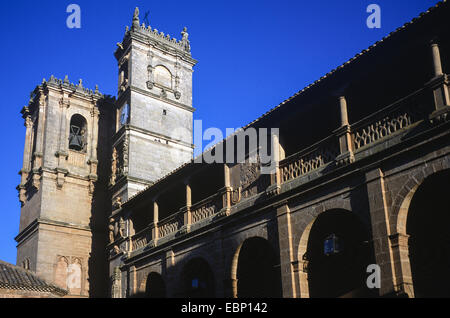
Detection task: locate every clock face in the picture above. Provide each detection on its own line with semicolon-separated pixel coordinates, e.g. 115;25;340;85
120;104;129;126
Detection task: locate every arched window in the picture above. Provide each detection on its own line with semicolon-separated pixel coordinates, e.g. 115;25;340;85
68;114;87;152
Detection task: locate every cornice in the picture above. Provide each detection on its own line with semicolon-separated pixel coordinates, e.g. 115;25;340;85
115;29;197;66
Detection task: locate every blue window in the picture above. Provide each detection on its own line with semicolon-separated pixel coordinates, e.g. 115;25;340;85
120;104;129;126
324;234;342;256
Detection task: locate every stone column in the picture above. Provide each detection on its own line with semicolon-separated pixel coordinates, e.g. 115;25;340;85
22;115;33;173
128;266;137;297
365;168;403;297
217;164;232;218
223;164;232;214
431;42;443;78
388;233;414;297
334;96;354;165
266;132;282;195
89;108;100;176
151;200;159;242
31;94;47;190
427;40;450;121
183;182;192;231
57;95;70;165
55;95;70;189
32;95;46;170
339;95;349;126
276;202;297;298
164;249;176;297
88;107;100;195
18;114;33;204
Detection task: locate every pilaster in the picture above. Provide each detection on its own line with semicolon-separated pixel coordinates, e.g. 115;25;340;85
276;202;297;298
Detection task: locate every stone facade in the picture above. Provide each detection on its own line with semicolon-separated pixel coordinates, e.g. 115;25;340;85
16;76;114;297
110;7;197;205
15;3;450;298
106;3;450;298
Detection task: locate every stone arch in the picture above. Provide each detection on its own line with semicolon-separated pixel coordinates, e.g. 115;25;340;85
143;272;166;298
296;208;374;298
392;166;450;297
392;163;449;236
230;241;243;298
231;236;282;298
179;256;215;298
293;197;355;297
297;221;314;298
137;267;159;294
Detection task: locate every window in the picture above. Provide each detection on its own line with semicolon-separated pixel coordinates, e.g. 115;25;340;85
69;114;87;152
119;103;129;128
324;234;343;256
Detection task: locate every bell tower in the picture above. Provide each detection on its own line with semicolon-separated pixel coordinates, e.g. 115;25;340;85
110;8;197;204
16;77;114;297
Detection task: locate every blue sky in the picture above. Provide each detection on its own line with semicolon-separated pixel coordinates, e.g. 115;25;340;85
0;0;437;264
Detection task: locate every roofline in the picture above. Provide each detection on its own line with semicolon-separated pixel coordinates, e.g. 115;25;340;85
122;0;447;206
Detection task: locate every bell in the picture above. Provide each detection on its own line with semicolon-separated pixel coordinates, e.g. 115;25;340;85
69;125;83;151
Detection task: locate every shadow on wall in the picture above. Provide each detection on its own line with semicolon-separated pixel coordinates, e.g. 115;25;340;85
407;169;450;298
88;96;116;298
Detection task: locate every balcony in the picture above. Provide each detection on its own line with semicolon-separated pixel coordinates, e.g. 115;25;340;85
118;77;447;258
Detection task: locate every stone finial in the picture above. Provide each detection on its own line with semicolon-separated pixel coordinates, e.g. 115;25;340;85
95;85;99;94
78;79;83;87
64;75;69;84
132;7;140;29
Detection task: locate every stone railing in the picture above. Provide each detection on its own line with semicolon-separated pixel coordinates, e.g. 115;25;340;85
158;214;179;239
190;193;220;225
352;87;430;151
131;228;151;251
125;86;436;255
279;87;431;185
280;135;339;183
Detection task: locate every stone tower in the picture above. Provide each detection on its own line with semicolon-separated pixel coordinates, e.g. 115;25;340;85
110;8;197;204
16;76;114;297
